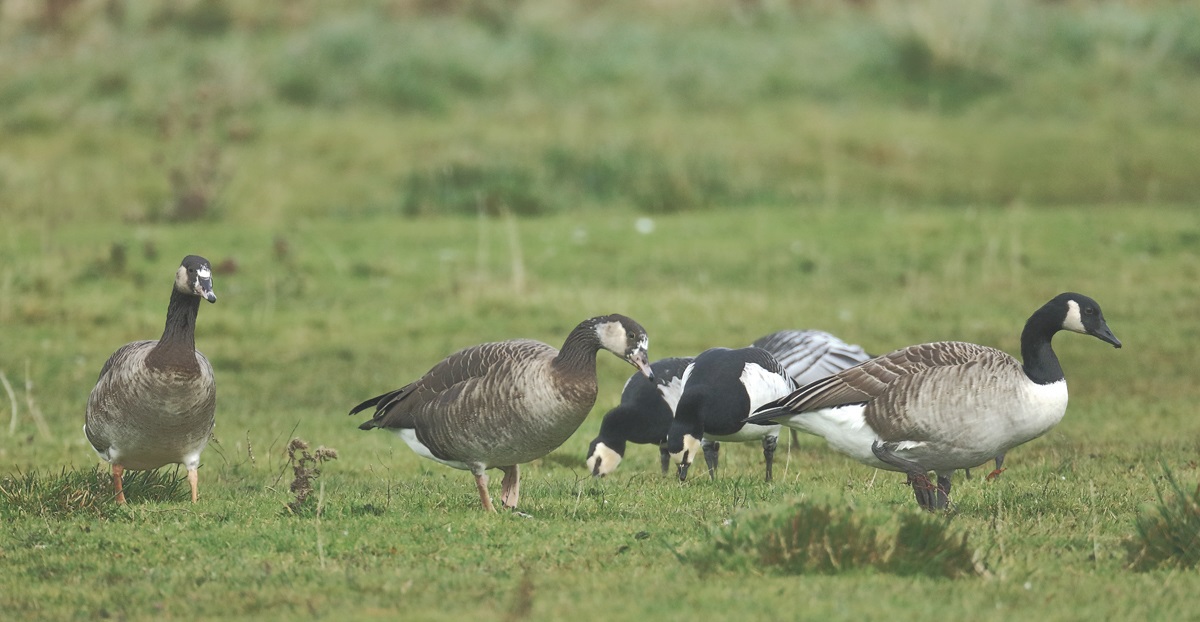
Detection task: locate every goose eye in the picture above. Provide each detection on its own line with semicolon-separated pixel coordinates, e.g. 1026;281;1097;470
1084;307;1096;316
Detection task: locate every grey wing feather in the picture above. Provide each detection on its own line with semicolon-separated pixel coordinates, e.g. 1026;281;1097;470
753;330;871;386
357;340;554;431
759;341;998;415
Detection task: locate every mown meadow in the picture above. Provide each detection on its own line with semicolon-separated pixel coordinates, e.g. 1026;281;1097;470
3;1;1200;620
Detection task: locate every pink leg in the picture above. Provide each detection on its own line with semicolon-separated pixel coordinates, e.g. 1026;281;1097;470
112;464;127;505
188;468;199;503
473;469;496;512
499;465;520;510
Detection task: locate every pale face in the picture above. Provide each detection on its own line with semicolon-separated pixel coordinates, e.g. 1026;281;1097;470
587;442;623;477
669;433;703;467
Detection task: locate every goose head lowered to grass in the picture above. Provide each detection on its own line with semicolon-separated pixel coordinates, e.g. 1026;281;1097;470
351;314;652;512
745;292;1121;511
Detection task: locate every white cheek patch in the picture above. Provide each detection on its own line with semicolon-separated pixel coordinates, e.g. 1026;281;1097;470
587;442;622;477
670;434;703;466
196;266;211;279
597;321;626;354
1062;299;1086;333
174;265;191;292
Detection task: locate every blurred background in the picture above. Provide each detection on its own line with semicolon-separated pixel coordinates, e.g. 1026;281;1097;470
3;0;1199;226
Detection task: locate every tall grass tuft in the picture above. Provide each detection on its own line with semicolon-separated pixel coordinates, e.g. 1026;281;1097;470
0;465;187;518
688;499;980;579
1128;466;1200;571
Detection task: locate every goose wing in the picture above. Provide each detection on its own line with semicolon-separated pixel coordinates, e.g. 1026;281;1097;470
749;341;1000;422
351;339;555;431
753;330;871;386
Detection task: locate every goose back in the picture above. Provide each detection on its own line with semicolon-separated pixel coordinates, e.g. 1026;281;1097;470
358;339;599;468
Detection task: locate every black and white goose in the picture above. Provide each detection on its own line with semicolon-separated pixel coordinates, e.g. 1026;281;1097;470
84;255;218;504
666;347;795;482
745;293;1121;511
586;357;692;478
350;314;652;512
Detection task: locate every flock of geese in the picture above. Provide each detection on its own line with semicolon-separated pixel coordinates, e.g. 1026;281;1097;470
83;255;1122;513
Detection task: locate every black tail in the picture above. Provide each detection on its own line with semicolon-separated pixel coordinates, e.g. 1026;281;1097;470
349;387;406;417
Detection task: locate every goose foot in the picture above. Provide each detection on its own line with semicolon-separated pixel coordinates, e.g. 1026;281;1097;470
762;434;777;483
986;454;1007;481
872;441;948;512
702;440;720;481
187;468;199;503
499;465;520;510
473;469;496;512
112;464;127;505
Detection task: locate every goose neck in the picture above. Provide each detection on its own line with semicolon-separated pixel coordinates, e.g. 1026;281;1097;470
552;322;600;376
1020;307;1064;385
151;289;200;364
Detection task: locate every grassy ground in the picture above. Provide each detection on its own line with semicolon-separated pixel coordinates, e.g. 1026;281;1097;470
3;1;1200;620
3;204;1199;620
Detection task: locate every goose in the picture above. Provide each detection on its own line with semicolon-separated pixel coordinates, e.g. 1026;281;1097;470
745;292;1121;511
84;255;218;504
586;357;692;478
752;329;872;447
666;347;795;482
350;314;652;512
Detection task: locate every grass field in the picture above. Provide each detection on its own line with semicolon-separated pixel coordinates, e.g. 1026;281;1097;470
4;1;1200;620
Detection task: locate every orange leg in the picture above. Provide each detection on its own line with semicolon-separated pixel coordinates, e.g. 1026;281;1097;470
112;464;127;505
473;469;496;512
187;468;199;503
499;465;520;510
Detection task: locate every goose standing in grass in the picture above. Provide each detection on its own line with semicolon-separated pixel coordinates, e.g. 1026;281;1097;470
667;347;795;482
745;293;1121;511
84;255;217;504
351;314;652;512
586;357;692;478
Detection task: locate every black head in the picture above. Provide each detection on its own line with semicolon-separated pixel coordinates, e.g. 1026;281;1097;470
174;255;216;303
1051;292;1120;348
593;314;653;380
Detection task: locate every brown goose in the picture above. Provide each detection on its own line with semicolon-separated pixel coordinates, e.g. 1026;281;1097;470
746;293;1121;511
84;255;217;504
350;314;652;512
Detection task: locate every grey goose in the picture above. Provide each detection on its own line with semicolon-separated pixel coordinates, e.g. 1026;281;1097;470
586;357;692;478
745;292;1121;511
667;347;795;482
350;314;652;512
84;255;218;504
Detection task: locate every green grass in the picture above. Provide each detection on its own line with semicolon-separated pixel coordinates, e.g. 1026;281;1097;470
4;1;1200;619
3;204;1200;620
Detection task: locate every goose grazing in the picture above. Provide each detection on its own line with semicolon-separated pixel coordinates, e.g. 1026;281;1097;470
745;293;1121;511
667;347;795;482
586;357;692;478
84;255;218;504
350;314;652;512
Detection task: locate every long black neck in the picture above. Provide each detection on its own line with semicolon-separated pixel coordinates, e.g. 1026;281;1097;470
1020;305;1064;385
148;288;200;370
552;320;600;377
